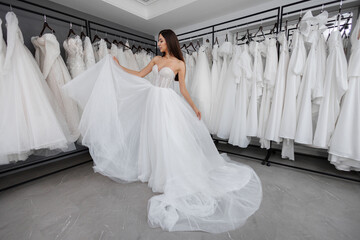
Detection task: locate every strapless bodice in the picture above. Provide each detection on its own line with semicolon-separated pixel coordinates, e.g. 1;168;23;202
151;64;176;88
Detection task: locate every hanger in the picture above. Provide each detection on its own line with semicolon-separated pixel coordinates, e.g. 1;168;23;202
103;32;111;46
206;38;209;43
254;25;266;41
269;22;278;35
214;36;219;45
225;33;228;42
80;26;86;40
67;22;77;38
295;9;303;29
187;41;197;51
181;43;189;54
112;39;118;45
92;30;101;43
40;15;55;37
196;39;201;48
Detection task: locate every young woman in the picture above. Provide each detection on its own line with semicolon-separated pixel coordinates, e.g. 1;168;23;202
63;29;262;233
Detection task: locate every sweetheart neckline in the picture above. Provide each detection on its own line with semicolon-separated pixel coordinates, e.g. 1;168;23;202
154;64;175;76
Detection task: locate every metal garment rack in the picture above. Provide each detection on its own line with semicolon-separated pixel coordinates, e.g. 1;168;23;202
1;0;89;35
178;0;360;183
88;21;158;52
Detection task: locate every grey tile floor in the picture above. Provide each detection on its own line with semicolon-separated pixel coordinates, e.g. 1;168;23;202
0;153;359;240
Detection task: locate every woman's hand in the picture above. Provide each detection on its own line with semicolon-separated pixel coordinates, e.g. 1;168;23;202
194;107;201;120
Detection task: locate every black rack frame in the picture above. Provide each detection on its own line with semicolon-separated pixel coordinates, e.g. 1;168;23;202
177;0;360;183
88;21;157;51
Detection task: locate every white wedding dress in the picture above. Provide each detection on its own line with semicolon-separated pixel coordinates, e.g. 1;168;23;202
63;35;86;78
63;55;262;233
328;17;360;171
83;36;96;69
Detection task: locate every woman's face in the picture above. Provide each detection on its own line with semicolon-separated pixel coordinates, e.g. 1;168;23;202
158;34;167;53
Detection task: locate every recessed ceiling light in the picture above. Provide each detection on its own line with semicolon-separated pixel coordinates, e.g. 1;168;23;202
136;0;160;6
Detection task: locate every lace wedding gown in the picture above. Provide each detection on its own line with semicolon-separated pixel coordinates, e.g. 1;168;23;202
63;55;262;233
63;36;86;78
32;33;80;141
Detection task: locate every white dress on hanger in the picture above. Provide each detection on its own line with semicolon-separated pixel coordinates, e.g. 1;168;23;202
123;41;140;71
279;30;307;160
190;44;212;128
0;12;74;164
313;30;348;148
295;11;328;145
228;44;252;148
97;39;109;61
110;43;118;57
247;41;264;137
32;33;80;141
208;44;220;134
328;17;360;171
117;46;128;67
83;36;95;69
63;55;262;233
213;41;232;135
258;37;278;149
63;35;86;78
265;32;289;143
216;45;239;139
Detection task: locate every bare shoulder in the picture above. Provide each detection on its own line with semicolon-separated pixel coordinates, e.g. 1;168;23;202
177;59;186;71
152;55;162;63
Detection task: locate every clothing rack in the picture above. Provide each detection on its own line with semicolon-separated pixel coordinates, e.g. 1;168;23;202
88;22;157;51
0;1;88;35
178;0;360;183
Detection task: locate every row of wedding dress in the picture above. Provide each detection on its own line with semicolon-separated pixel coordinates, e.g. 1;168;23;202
0;12;76;164
63;35;155;81
183;10;359;171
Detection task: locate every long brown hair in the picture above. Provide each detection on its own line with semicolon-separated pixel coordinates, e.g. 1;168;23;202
159;29;184;81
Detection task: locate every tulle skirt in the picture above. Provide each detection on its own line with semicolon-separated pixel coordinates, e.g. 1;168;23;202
63;55;262;233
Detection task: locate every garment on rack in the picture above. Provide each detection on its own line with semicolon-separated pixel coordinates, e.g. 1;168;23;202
123;40;140;71
32;33;80;141
228;44;252;148
63;55;262;233
184;52;196;91
313;30;348;148
213;41;232;135
216;44;239;139
258;37;277;149
208;44;220;134
97;39;109;61
295;11;328;145
117;46;128;67
247;41;265;137
328;17;360;171
110;43;118;57
83;36;95;69
190;44;212;128
265;32;289;143
63;35;86;78
279;30;307;160
0;12;74;164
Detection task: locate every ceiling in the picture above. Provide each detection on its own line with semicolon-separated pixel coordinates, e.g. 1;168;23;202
49;0;266;36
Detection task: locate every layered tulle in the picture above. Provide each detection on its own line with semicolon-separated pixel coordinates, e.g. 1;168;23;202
63;55;262;233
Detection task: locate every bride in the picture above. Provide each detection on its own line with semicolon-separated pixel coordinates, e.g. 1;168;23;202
63;29;262;233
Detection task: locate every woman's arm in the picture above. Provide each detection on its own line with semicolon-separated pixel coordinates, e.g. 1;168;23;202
113;56;159;78
178;61;201;120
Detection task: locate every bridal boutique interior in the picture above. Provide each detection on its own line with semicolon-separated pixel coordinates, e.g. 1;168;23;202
0;0;360;239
